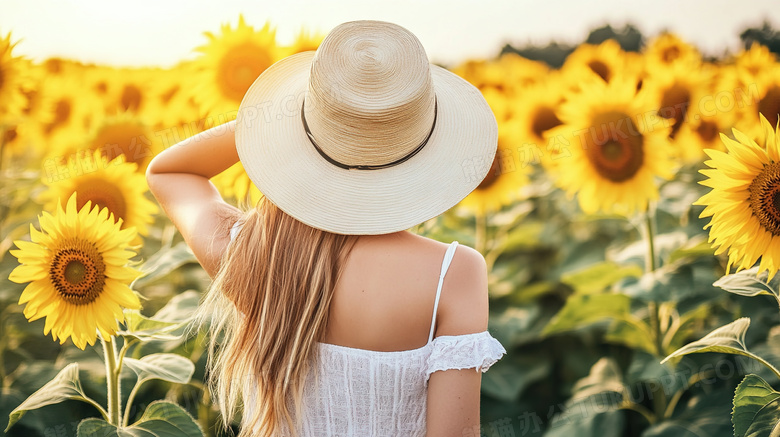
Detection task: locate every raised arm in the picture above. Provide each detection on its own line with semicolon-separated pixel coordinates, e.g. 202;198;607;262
426;246;490;436
145;119;242;277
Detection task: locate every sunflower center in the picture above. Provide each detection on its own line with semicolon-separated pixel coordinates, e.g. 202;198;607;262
758;85;780;129
696;120;719;143
22;90;37;115
53;99;71;125
45;58;64;74
4;127;17;144
160;85;179;104
662;46;681;64
121;85;143;112
95;81;108;95
74;181;128;224
217;42;273;103
531;106;562;139
50;239;106;305
587;60;611;82
477;152;501;190
92;122;150;167
586;113;644;182
749;162;780;236
64;260;87;284
659;82;691;138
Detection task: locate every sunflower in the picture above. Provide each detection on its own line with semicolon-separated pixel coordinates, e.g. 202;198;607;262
543;74;675;215
506;81;564;169
100;67;162;122
734;42;777;85
642;61;714;140
450;54;543;99
84;112;161;171
8;193;141;349
495;53;550;95
2;61;57;159
40;75;100;147
457;121;528;214
191;15;281;115
674;102;734;164
40;149;158;236
151;61;208;132
733;64;780;139
0;31;32;122
561;39;628;86
643;32;701;73
694;115;780;278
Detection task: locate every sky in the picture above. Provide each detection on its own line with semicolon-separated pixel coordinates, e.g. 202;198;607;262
1;0;778;68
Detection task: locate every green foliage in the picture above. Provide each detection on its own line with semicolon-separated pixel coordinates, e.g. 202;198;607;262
5;363;103;432
77;401;203;437
662;318;780;379
732;374;780;437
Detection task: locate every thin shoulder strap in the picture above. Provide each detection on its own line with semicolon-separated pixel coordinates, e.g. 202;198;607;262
428;241;460;344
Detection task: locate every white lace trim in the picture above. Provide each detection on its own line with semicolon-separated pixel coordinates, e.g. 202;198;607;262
425;331;507;381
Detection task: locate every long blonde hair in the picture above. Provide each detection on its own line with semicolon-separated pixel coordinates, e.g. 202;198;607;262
194;195;360;436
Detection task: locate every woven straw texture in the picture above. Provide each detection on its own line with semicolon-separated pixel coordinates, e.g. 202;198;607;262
235;20;498;235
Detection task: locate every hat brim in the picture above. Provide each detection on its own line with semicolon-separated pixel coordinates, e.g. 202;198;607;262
235;51;498;235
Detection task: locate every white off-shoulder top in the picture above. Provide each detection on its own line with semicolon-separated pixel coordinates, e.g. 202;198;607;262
230;223;507;436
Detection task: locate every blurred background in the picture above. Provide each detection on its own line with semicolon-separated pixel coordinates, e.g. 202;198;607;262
2;1;780;436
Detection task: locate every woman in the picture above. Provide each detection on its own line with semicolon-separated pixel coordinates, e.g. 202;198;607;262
147;19;506;437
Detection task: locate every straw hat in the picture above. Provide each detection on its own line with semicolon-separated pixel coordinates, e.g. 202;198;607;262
235;20;498;235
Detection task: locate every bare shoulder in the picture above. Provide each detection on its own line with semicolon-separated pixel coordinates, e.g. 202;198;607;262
407;233;489;337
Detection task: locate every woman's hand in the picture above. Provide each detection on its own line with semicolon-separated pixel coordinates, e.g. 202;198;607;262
146;119;242;277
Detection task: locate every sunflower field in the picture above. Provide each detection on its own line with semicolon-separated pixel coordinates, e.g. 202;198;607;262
2;15;780;437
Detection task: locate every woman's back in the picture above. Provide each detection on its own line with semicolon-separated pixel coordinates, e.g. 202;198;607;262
325;231;471;351
238;231;506;436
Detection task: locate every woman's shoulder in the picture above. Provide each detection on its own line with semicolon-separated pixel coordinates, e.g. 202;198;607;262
404;233;486;273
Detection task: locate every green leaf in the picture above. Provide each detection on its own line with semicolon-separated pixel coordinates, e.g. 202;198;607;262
133;242;197;288
571;357;626;398
661;318;780;379
668;237;715;264
605;317;657;357
732;374;780;437
6;363;97;431
118;310;185;342
714;267;780;302
544;358;626;437
123;354;194;385
561;261;642;295
151;290;200;323
77;401;203;436
642;386;734;436
543;293;631;336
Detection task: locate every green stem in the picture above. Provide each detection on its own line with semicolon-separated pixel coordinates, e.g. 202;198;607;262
116;337;138;373
82;395;111;422
188;380;211;433
664;370;714;419
644;208;656;272
753;354;780;381
621;400;656;425
642;207;664;358
642;205;668;417
122;378;145;427
101;335;122;426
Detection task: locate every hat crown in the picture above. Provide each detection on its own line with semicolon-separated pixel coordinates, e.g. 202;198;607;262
304;20;436;167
